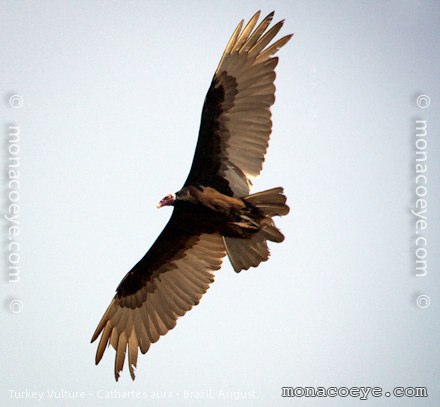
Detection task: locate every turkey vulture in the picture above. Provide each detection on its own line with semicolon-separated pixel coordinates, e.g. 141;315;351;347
92;10;292;381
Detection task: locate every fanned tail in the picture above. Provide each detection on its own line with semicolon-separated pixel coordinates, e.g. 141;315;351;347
224;187;289;272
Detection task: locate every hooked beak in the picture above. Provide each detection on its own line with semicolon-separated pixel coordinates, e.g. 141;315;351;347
157;193;175;209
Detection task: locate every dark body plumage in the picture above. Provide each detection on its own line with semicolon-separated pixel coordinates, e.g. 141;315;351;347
92;11;292;381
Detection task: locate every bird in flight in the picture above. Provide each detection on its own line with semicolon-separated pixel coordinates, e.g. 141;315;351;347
92;10;292;381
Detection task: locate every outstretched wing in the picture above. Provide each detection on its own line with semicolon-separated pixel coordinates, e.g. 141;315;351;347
184;11;292;197
91;209;226;380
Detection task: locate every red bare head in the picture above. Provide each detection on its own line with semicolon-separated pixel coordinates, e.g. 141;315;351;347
157;193;176;208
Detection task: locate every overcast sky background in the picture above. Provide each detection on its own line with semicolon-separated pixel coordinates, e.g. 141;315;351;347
1;1;440;406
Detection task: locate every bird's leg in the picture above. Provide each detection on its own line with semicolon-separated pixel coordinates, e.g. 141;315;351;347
240;214;260;227
228;221;259;231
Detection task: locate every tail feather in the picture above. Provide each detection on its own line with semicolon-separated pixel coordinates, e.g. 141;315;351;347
243;187;289;216
224;187;289;272
260;217;284;243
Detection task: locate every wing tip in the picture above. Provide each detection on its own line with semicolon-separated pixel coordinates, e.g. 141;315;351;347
129;364;137;381
95;356;102;366
252;10;262;19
